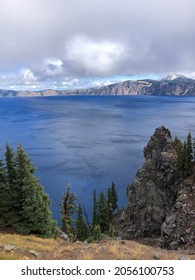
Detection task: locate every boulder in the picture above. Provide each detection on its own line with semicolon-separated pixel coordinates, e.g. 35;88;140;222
4;245;16;251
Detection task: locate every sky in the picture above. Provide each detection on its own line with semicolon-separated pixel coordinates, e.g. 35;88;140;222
0;0;195;91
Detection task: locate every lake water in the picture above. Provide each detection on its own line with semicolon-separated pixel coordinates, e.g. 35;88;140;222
1;95;195;224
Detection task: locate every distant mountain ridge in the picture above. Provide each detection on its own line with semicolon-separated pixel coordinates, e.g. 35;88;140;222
1;74;195;97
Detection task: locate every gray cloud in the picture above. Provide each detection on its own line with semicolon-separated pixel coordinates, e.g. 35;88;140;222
0;0;195;80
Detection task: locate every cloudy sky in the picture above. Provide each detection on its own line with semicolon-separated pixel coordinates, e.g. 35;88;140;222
0;0;195;90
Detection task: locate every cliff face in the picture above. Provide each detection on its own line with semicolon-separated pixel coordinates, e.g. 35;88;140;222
1;75;195;97
161;181;195;249
115;126;195;249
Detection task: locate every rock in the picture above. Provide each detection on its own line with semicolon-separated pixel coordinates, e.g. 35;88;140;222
60;232;69;241
2;75;195;97
153;253;160;260
178;256;190;260
169;242;178;250
114;126;195;250
115;127;179;239
4;245;16;251
83;240;88;244
29;250;40;258
161;186;195;249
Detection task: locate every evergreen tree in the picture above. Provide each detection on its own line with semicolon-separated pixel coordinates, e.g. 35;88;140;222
75;204;89;241
0;155;7;185
107;182;118;222
5;144;16;189
110;181;118;212
193;138;195;162
61;183;77;240
0;144;58;236
97;192;110;233
186;132;193;175
107;187;113;221
175;134;193;178
92;188;98;230
13;145;58;236
0;156;11;226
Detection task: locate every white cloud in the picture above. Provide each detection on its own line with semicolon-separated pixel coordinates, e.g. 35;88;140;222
62;78;79;88
20;68;37;82
180;72;195;79
0;0;195;81
43;58;64;77
64;36;127;76
45;58;63;68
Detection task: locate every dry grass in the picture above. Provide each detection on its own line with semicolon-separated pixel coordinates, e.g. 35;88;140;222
129;244;145;260
108;242;128;259
0;233;56;252
0;232;194;260
77;251;94;260
0;252;19;260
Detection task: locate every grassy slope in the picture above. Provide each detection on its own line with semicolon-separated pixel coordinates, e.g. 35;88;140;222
0;232;194;260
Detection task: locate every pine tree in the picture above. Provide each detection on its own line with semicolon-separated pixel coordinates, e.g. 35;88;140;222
107;182;118;223
0;156;11;227
193;138;195;162
107;187;113;221
110;181;118;212
175;134;193;178
13;145;58;236
186;132;193;175
5;144;16;189
75;204;89;241
61;183;77;240
97;192;110;233
92;188;98;230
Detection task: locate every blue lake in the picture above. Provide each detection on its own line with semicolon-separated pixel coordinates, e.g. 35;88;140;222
1;95;195;224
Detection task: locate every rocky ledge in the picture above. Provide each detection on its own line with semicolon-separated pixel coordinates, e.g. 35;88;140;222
114;126;195;250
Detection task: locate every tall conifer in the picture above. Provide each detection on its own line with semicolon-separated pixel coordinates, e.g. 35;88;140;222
0;156;11;226
13;145;58;236
61;183;77;240
97;192;110;233
75;204;89;241
5;144;16;189
92;188;98;230
111;181;118;212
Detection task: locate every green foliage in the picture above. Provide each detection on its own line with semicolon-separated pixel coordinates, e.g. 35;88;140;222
75;204;89;241
108;181;118;214
0;144;59;237
0;157;11;227
61;183;77;240
175;132;194;178
91;182;119;237
92;224;102;241
92;188;98;229
5;144;16;189
97;191;110;233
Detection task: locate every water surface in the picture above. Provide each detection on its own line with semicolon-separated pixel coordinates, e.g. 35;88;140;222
1;96;195;223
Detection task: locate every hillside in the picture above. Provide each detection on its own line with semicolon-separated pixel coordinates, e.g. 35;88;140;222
1;75;195;97
0;231;194;260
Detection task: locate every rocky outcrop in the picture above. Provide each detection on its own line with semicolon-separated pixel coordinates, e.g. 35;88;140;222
161;180;195;249
1;75;195;97
114;126;195;249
